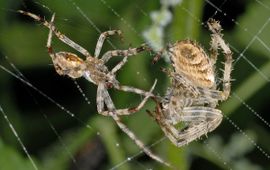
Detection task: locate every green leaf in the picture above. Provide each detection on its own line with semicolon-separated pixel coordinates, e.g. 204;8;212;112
0;139;39;170
171;0;204;41
234;0;270;59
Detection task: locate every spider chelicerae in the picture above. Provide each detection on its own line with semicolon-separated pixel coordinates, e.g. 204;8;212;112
148;18;233;147
18;10;173;167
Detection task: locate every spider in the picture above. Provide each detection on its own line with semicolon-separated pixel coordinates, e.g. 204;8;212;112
18;11;174;168
148;18;233;147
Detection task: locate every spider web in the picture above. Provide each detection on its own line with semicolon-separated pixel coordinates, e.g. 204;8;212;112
0;0;270;170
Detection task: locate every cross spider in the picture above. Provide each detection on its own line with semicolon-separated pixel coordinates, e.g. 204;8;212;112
18;11;173;167
148;19;233;147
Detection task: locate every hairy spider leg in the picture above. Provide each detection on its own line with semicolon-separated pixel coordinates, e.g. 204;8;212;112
207;19;233;100
101;43;150;63
99;79;157;116
18;10;92;58
111;113;175;169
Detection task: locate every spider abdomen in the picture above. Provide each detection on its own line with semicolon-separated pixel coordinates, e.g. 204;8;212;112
170;40;215;88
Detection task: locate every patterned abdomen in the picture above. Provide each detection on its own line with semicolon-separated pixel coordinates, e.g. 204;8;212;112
169;40;215;88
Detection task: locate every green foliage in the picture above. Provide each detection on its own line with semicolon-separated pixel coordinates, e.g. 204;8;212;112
0;139;39;170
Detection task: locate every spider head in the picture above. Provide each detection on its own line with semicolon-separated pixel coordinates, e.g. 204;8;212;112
52;52;85;79
169;40;215;88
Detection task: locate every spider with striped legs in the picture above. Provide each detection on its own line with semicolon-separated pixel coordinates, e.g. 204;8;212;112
148;18;233;147
18;10;174;168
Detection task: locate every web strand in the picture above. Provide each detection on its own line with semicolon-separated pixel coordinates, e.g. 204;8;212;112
0;64;94;131
0;105;39;170
4;55;79;167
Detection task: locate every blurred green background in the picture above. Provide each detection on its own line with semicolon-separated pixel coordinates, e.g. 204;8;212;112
0;0;270;170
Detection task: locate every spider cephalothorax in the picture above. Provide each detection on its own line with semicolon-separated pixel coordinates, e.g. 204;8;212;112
149;18;233;147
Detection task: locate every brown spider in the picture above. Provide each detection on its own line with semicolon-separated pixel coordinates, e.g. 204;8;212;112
18;11;174;168
148;19;233;147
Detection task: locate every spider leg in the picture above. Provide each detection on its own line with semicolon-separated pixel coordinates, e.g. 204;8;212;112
99;83;174;168
208;19;233;100
115;84;155;97
46;13;55;58
96;83;115;116
164;117;222;147
103;87;116;112
111;56;128;74
94;30;122;58
46;13;56;64
208;27;219;66
148;100;185;147
109;78;157;98
152;48;166;64
176;116;222;146
181;107;222;122
151;102;222;147
101;43;150;63
97;83;117;113
96;84;106;113
18;10;92;58
197;88;222;100
110;114;174;169
100;79;157;116
152;43;174;64
175;107;222;146
220;49;233;100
